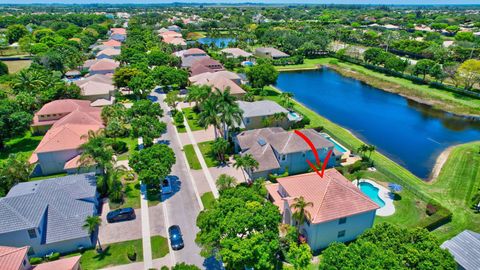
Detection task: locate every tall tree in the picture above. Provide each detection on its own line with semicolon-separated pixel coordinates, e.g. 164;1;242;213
0;154;33;196
197;98;222;139
233;154;259;182
286;242;312;270
129;144;176;188
246;63;279;89
79;129;114;177
0;100;33;149
457;59;480;90
83;216;103;251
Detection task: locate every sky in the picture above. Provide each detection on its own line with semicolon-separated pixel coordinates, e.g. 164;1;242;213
1;0;479;5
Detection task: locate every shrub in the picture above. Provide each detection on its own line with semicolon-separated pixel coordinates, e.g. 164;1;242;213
124;172;136;181
329;59;339;65
161;266;170;270
29;257;43;265
111;140;128;154
127;245;137;261
174;111;184;125
0;61;8;76
46;252;60;261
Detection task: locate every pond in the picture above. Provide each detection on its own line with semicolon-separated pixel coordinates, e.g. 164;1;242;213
197;37;236;48
276;68;480;179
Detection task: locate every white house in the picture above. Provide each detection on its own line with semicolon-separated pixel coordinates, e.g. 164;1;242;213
266;169;379;251
0;174;99;256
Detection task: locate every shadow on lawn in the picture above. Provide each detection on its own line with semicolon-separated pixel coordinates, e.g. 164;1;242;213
92;246;112;260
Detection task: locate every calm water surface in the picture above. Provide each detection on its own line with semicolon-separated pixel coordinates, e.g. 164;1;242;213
197;37;236;48
276;68;480;179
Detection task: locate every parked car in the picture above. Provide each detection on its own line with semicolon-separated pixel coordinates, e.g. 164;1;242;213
168;225;184;250
162;177;173;195
107;208;136;223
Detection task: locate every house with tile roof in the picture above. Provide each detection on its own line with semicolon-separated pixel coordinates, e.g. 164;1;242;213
88;59;120;75
236;100;293;129
234;128;340;179
30;99;103;175
191;73;246;98
0;246;30;270
174;48;207;58
266;169;379;251
189;70;242;85
221;48;253;58
0;174;98;256
189;58;225;76
74;74;115;104
96;48;121;59
102;39;122;49
255;47;290;59
441;230;480;270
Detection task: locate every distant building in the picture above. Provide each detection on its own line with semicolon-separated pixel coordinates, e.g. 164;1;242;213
221;48;253;58
189;70;242;85
441;230;480;270
234;128;339;179
189;58;225;76
191;72;246;98
0;174;99;256
174;48;208;58
88;59;120;75
96;48;121;60
255;47;289;59
266;169;379;251
167;25;181;32
102;39;122;49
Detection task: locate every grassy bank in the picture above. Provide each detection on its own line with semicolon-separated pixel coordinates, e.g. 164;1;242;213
263;86;480;241
275;57;480;116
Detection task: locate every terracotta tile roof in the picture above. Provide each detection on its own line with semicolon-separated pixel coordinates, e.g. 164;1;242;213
110;28;126;35
102;39;121;47
163;36;186;45
221;48;252;58
189;70;241;84
36;99;91;116
270;169;379;224
0;246;29;270
33;255;81;270
193;75;246;96
160;31;183;38
89;59;120;72
96;48;121;58
29;100;103;163
175;48;206;58
75;80;115;97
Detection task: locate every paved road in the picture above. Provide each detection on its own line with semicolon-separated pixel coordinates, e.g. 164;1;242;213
149;91;206;268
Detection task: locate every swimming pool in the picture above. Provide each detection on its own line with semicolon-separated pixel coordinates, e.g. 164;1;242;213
321;134;348;153
359;182;385;207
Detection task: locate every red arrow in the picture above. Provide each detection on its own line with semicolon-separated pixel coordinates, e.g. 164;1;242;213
294;130;333;178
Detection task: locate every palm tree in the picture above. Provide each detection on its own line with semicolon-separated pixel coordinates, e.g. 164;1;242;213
215;88;243;140
356;144;369;157
367;145;376;159
186;85;211;108
280;92;294;109
79;129;115;177
83;215;103;251
291;196;313;228
216;174;237;191
211;138;229;164
271;112;287;127
12;68;46;93
233;154;259;182
197;98;221;138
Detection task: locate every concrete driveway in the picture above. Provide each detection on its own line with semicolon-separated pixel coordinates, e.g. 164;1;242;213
98;200;143;244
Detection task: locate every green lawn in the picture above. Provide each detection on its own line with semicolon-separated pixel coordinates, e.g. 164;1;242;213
116;137;138;161
283;262;319;270
198;140;222;167
30;172;68;181
183;144;201;170
80;239;144;270
262;86;480;241
182;107;204;132
0;131;43;162
201;192;215;209
4;60;32;73
275;58;329;71
151;235;170;259
427;142;480;241
109;181;141;210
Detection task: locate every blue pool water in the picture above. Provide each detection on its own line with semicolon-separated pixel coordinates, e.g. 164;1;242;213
197;37;236;48
359;182;385;207
276;68;480;178
325;137;348;153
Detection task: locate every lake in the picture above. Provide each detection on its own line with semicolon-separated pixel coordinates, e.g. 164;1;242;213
276;68;480;179
197;37;236;48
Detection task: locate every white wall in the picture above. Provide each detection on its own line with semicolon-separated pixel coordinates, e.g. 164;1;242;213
38;149;80;175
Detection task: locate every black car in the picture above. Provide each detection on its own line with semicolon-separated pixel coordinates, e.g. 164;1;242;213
168;225;184;250
107;208;136;223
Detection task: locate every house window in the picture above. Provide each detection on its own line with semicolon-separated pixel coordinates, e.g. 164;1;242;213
339;217;347;224
28;229;37;239
281;155;286;161
302;152;306;157
23;259;26;266
246;118;250;124
337;230;346;238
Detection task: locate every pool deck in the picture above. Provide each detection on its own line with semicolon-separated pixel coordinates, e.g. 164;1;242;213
352;179;395;217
